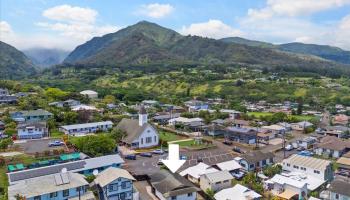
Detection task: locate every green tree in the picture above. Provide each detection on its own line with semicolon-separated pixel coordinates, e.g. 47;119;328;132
44;87;68;100
205;188;215;200
71;135;115;157
0;138;13;150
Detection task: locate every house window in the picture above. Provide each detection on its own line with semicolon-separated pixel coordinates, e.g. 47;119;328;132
121;181;127;189
63;189;69;197
34;196;41;200
223;180;229;183
154;136;157;142
188;193;193;197
141;138;143;145
49;192;58;198
335;194;339;199
120;192;126;199
314;170;320;174
287;163;290;167
108;183;118;192
293;165;299;169
171;196;177;200
146;137;152;143
215;182;221;185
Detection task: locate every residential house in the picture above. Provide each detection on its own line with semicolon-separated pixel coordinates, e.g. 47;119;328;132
214;160;242;175
336;152;350;171
265;174;308;200
239;151;274;171
0;95;17;104
71;104;98;111
328;177;350;200
149;170;200;200
142;100;159;107
17;121;48;139
314;136;350;158
324;126;349;138
0;88;9;96
49;99;81;108
152;113;181;125
180;162;219;184
333;114;349;126
184;100;209;112
206;124;226;137
199;170;234;192
92;167;137;200
261;124;285;135
80;90;98;99
59;121;113;136
257;129;276;144
230;119;250;128
297;137;317;149
282;154;333;181
8;172;92;200
214;184;262;200
225;127;257;144
117;106;159;149
291;121;313;131
277;122;292;131
10;109;53;122
168;117;203;126
7;154;125;185
219;109;241;119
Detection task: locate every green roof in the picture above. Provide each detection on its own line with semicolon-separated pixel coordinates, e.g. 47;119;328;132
38;160;50;165
8;165;16;172
60;152;80;161
15;163;24;170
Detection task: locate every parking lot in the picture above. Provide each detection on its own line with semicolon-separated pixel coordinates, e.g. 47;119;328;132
14;138;67;154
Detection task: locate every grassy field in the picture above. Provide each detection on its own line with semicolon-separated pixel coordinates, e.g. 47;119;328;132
159;131;186;142
172;139;215;149
247;112;318;121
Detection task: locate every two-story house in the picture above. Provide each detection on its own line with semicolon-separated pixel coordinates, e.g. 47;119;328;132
314;136;350;158
282;154;333;181
92;168;137;200
8;172;93;200
239;151;274;171
17;122;48;139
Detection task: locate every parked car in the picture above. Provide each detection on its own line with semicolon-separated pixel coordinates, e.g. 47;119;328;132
297;146;306;151
285;144;294;151
48;140;64;147
231;171;245;180
298;150;313;157
232;146;243;153
223;140;232;145
139;152;152;157
152;149;165;155
180;155;187;160
125;154;137;160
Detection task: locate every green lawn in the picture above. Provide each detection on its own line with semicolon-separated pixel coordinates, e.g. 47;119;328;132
159;131;186;142
248;112;318;121
50;129;64;138
248;112;273;117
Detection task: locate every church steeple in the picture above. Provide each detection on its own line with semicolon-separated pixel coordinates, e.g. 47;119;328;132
139;105;148;126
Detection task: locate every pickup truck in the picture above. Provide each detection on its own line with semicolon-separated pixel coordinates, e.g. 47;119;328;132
48;140;64;147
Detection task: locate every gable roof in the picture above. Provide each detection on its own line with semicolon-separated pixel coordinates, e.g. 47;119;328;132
202;170;233;183
214;184;262;200
316;136;350;151
150;170;200;198
329;177;350;197
241;151;274;164
117;118;156;143
283;154;331;171
93;168;135;187
215;160;242;171
179;162;218;179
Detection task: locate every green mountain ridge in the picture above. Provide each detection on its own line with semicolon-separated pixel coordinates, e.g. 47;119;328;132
64;21;348;76
0;41;37;79
221;37;350;64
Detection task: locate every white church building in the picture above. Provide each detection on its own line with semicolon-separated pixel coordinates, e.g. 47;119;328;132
117;106;159;149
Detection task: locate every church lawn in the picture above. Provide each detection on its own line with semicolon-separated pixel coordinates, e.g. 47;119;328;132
159;131;187;142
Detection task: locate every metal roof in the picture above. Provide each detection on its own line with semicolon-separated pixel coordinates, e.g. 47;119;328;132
60;121;113;130
283;154;331;171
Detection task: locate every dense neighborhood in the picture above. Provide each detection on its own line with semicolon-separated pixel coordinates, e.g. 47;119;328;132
0;86;349;200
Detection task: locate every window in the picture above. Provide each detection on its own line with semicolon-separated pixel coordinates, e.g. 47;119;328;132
215;182;221;185
223;180;229;183
154;136;157;142
108;183;118;192
120;192;126;199
121;182;127;189
34;196;41;200
171;196;177;200
49;192;57;198
287;163;290;167
314;170;320;174
63;189;69;197
293;165;299;169
146;137;152;143
335;194;339;199
76;187;81;192
188;193;193;197
141;138;143;145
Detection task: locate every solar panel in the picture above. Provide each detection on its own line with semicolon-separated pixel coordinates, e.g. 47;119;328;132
54;174;63;185
61;173;70;184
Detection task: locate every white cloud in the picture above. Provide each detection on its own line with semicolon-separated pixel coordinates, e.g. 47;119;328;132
138;3;174;18
181;20;243;39
334;14;350;49
43;4;97;24
0;21;13;35
248;0;350;20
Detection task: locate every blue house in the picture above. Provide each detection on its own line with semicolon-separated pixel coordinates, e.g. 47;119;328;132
225;127;257;144
8;172;95;200
10;109;53;122
93;168;137;200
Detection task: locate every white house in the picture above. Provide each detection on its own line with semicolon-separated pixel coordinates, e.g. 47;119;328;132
291;121;313;131
117;106;159;149
180;162;219;184
60;121;113;136
168;117;203;126
265;174;308;200
80;90;98;99
149;170;200;200
92;167;137;200
71;104;98;111
282;154;333;181
199;170;233;192
214;184;262;200
17;122;48;139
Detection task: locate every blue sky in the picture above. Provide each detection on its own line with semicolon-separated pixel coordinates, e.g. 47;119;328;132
1;0;349;50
